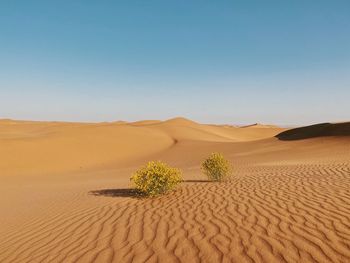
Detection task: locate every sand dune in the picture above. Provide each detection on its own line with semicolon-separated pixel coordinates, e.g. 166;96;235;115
0;120;174;176
0;118;285;177
0;118;350;262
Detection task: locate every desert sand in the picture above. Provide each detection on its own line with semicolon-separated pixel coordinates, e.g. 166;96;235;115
0;118;349;263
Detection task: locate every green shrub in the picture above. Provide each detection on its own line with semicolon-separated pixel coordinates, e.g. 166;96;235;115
130;161;182;197
201;152;231;181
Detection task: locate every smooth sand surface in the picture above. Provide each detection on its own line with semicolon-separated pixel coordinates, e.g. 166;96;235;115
0;118;350;263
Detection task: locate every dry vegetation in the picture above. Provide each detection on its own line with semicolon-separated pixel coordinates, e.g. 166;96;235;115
201;152;232;181
130;161;182;197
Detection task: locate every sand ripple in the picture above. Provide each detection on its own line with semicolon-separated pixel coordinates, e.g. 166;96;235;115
1;163;350;263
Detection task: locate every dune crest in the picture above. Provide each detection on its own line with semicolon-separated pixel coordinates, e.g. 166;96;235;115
240;123;280;128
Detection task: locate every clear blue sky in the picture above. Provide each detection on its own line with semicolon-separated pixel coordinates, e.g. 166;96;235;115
1;1;349;125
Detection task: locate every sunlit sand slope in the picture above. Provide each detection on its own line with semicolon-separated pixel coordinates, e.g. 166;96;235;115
0;118;285;176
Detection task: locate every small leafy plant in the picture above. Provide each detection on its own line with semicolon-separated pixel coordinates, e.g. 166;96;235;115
130;161;182;197
201;152;231;181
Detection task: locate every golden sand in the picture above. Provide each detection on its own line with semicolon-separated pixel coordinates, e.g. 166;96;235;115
0;118;349;262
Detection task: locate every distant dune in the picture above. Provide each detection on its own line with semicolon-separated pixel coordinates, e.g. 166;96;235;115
0;118;286;177
0;118;350;262
276;122;350;140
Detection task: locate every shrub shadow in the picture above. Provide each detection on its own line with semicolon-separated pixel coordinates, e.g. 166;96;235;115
183;180;211;183
89;188;142;198
90;180;212;198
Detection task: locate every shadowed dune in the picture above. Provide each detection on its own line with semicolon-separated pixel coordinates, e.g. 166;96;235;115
276;122;350;140
0;118;350;262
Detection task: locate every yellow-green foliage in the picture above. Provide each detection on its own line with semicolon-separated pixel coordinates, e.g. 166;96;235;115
201;152;231;181
130;161;182;197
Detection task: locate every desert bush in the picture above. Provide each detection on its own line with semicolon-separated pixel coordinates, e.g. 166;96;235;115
130;161;182;197
201;152;231;181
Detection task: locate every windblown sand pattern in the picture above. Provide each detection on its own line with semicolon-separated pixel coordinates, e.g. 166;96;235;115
0;119;349;262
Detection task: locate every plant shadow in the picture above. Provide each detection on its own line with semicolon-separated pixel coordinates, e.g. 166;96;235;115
89;188;142;198
90;180;211;198
183;180;211;183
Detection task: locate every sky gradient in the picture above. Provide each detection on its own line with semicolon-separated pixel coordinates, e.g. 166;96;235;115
1;1;349;125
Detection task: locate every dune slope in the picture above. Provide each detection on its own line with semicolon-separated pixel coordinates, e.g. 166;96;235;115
276;122;350;140
0;118;285;176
